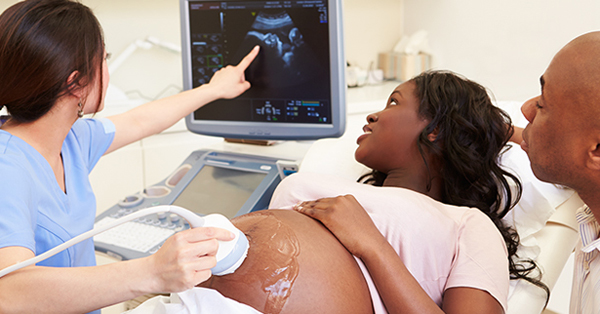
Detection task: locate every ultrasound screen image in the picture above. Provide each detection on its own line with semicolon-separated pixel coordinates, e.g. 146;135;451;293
234;11;320;89
187;0;332;124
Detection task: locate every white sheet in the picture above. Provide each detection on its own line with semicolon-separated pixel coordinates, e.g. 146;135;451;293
123;287;262;314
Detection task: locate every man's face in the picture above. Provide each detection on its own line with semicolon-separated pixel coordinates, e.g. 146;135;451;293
520;46;590;188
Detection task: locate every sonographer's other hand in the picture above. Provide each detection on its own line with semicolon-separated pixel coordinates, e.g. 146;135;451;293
146;227;235;292
208;45;260;99
293;195;386;259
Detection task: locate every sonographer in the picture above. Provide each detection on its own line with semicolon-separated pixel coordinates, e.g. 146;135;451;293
0;0;259;313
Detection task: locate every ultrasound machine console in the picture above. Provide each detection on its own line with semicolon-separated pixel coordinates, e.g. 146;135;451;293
94;150;294;261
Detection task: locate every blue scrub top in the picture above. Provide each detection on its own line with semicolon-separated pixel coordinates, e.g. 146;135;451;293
0;118;115;313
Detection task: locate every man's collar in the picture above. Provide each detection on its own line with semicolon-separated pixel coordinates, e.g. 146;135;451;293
577;205;600;253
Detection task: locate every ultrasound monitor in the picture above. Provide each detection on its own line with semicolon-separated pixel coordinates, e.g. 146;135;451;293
179;0;346;140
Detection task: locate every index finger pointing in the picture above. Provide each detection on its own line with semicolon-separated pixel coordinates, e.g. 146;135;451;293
236;45;260;70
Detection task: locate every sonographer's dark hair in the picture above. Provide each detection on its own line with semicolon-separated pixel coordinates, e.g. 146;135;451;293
360;70;550;302
0;0;104;123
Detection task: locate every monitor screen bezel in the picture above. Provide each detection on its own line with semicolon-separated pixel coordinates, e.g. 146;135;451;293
179;0;346;140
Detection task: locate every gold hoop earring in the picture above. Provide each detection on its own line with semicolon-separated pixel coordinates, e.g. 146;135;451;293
77;101;84;118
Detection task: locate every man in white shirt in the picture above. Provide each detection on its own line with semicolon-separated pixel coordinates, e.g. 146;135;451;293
516;31;600;313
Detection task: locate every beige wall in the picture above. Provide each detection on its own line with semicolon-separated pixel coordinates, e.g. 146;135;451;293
3;0;599;102
343;0;404;68
404;0;600;101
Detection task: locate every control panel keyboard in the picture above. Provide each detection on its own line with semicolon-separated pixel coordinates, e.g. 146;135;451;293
94;217;178;253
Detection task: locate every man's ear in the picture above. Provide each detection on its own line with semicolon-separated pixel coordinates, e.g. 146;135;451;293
66;71;83;98
427;128;439;142
586;136;600;171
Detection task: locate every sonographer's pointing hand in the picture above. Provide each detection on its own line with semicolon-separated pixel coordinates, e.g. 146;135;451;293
145;226;235;293
208;45;260;99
